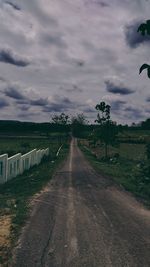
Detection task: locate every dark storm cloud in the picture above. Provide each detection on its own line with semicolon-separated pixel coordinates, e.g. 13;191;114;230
5;1;21;11
125;20;150;48
18;98;49;107
17;112;38;119
146;96;150;102
0;98;9;108
42;94;90;114
30;98;49;106
15;99;29;105
0;76;7;82
54;95;73;104
124;106;144;119
72;85;83;92
3;86;75;112
42;33;67;48
3;86;40;106
19;105;30;111
84;0;109;7
62;84;83;93
22;1;58;28
4;86;25;100
43;96;75;113
92;1;109;7
145;108;150;114
111;100;126;111
98;1;109;7
0;49;30;67
105;80;135;95
83;107;95;113
43;103;68;113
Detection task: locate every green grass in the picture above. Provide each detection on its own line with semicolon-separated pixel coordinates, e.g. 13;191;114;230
0;137;63;157
0;142;69;265
93;143;146;161
118;130;150;143
79;142;150;206
122;130;150;136
118;143;146;160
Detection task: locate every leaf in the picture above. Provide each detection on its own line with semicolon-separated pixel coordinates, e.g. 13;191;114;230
147;67;150;78
95;104;100;110
139;64;149;74
137;24;146;36
146;20;150;35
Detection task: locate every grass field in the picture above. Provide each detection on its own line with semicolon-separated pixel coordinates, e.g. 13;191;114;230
79;139;150;206
82;138;146;160
0;137;69;266
0;137;65;157
118;130;150;143
88;143;146;161
120;129;150;137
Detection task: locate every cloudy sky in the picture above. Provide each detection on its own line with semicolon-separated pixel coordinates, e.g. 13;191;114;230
0;0;150;124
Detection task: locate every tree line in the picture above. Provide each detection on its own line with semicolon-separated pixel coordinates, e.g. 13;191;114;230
0;111;150;135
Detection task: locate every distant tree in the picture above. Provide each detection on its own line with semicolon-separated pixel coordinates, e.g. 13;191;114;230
146;143;150;160
71;113;88;137
138;20;150;78
141;118;150;130
71;113;88;125
50;113;70;143
51;112;70;125
95;101;118;158
95;102;110;123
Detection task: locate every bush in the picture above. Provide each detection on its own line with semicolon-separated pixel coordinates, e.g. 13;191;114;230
132;161;150;199
146;143;150;159
21;142;30;149
113;152;120;159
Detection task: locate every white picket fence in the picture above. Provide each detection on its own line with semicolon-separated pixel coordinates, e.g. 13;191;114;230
0;148;49;184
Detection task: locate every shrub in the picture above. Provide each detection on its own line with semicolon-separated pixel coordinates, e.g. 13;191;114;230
146;143;150;159
21;142;30;149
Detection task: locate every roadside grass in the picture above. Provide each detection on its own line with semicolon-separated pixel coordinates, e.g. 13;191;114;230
121;129;150;137
118;130;150;143
92;143;146;161
0;142;69;266
79;142;150;206
0;137;62;157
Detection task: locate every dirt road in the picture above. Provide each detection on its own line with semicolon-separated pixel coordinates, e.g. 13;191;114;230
12;139;150;267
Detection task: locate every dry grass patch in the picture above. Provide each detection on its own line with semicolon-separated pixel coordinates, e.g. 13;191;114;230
0;215;11;265
0;215;11;246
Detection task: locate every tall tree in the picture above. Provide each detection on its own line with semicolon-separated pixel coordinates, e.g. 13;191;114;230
50;113;70;143
95;101;118;158
51;112;70;125
71;113;88;137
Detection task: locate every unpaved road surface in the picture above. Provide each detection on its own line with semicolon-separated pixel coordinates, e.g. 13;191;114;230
12;139;150;267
